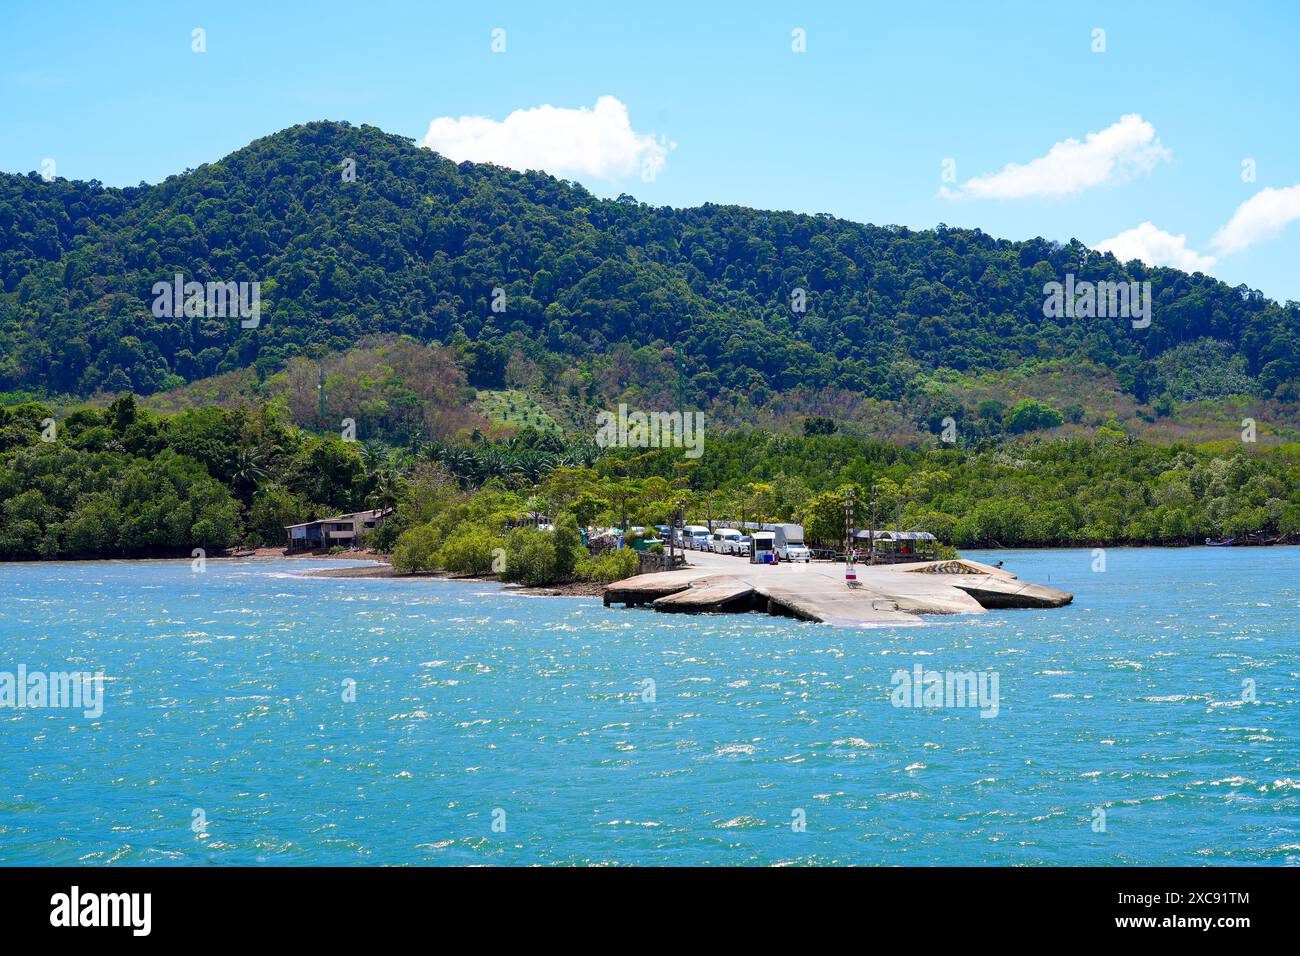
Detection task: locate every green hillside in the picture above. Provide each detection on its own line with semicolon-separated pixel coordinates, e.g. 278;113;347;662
3;119;1299;438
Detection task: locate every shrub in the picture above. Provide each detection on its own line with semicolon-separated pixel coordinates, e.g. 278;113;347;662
391;523;440;572
436;525;501;576
577;548;639;583
368;518;400;553
501;527;558;586
551;513;584;577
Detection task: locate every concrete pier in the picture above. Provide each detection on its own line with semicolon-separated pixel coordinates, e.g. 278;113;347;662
602;551;1071;625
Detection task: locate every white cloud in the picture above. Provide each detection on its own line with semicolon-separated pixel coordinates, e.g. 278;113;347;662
420;96;674;182
940;114;1170;201
1094;221;1216;272
1211;184;1300;255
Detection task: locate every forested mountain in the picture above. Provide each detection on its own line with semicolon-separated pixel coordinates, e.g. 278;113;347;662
3;120;1299;418
4;121;1300;560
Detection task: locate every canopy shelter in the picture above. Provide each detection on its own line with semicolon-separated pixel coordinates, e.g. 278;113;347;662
850;529;939;563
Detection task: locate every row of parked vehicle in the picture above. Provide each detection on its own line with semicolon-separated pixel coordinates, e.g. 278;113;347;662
673;523;812;562
676;525;752;556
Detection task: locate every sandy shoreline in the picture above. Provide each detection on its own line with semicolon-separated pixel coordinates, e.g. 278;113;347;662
301;558;604;596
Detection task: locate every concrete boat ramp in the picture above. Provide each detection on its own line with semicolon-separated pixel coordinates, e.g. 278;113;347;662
603;551;1071;626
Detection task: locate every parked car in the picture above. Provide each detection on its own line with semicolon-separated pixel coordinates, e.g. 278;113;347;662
681;525;711;550
733;535;753;557
710;528;743;553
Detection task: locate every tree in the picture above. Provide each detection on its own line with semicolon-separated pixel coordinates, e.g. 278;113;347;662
247;484;309;547
392;524;440;572
367;469;403;514
231;445;271;498
571;493;608;529
501;527;558;586
552;513;584;577
744;482;776;525
436;527;501;575
803;487;856;547
603;479;639;531
1004;399;1064;434
803;416;837;437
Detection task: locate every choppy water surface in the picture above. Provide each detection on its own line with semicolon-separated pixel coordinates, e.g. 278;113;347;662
1;548;1297;865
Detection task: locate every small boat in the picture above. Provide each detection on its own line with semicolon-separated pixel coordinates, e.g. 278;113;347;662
1206;533;1281;547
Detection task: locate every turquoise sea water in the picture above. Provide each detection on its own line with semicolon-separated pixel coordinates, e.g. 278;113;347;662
0;548;1297;866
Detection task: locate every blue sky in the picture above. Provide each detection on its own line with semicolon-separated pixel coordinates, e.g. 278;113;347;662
4;1;1300;301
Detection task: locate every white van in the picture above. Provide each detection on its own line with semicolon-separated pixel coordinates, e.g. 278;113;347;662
773;524;811;562
682;525;711;550
710;528;743;554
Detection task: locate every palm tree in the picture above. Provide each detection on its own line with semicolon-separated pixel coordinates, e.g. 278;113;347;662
231;446;271;497
519;452;556;484
440;446;476;487
366;469;403;514
360;440;389;475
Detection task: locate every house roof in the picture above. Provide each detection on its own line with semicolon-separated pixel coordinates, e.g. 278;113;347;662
284;508;392;530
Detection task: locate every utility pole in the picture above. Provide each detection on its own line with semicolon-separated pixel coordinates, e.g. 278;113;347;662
844;487;855;561
667;498;684;571
868;484;879;566
665;506;673;572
